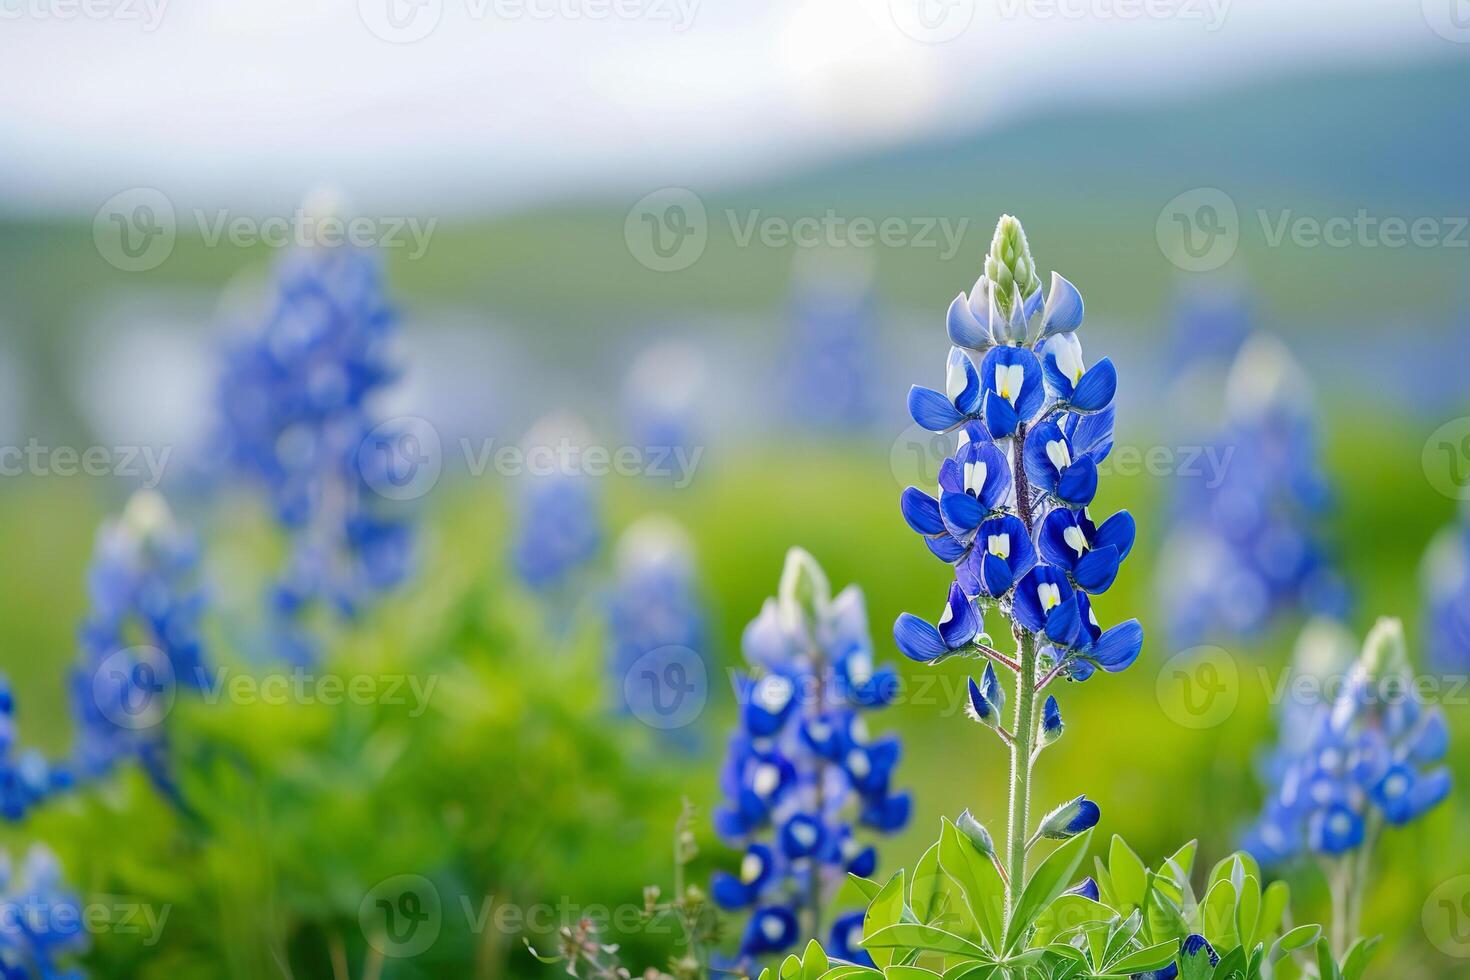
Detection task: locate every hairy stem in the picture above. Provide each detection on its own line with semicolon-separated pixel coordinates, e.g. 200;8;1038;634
1005;422;1039;920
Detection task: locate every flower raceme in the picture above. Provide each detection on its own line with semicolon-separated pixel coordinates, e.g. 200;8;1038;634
893;214;1142;920
712;548;910;966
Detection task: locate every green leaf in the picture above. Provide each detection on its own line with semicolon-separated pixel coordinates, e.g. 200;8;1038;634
1273;924;1321;955
911;842;949;925
865;871;908;968
881;966;942;980
849;874;883;903
938;817;1005;954
1212;945;1247;980
1005;830;1094;953
1101;910;1143;967
1109;835;1148;911
1030;895;1117;947
780;954;804;980
862;924;990;961
802;939;830;979
1106;939;1180;973
1258;880;1290;946
818;968;884;980
1201;879;1238;949
1340;935;1381;980
1234;875;1261;950
939;965;1000;980
1146;883;1191;944
1315;936;1339;980
1163;840;1198;883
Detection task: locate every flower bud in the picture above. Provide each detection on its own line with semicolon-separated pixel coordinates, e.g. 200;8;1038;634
1037;695;1064;747
1038;795;1100;840
984;215;1042;320
955;809;995;858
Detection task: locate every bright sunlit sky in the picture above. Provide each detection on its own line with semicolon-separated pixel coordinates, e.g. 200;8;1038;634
0;0;1458;217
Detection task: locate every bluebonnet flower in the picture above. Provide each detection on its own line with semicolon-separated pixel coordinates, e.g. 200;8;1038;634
0;680;69;823
215;231;412;661
712;549;908;966
895;215;1141;904
0;845;88;978
510;417;602;593
1421;508;1470;671
622;340;706;474
606;516;706;727
1157;334;1350;646
783;253;880;432
68;491;206;804
1244;618;1450;874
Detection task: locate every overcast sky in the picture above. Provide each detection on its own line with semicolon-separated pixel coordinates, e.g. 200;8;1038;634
0;0;1460;217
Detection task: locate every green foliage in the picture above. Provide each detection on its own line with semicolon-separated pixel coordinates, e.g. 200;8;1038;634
777;825;1383;980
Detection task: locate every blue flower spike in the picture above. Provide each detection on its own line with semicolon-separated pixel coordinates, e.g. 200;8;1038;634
894;214;1138;902
715;548;910;967
1245;617;1453;893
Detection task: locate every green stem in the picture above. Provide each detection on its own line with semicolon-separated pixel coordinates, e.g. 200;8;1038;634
1006;631;1038;914
1004;422;1039;921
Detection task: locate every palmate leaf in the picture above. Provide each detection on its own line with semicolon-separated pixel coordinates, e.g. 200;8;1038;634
1029;895;1116;947
1105;938;1180;974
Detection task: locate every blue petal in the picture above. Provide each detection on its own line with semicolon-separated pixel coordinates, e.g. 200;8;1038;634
1093;511;1136;561
1056;455;1098;506
1045;596;1082;647
862;791;912;832
1038;509;1081;570
980;552;1013;597
940;489;986;536
894;613;947;662
1090;619;1143;671
966;676;998;724
711;871;753;909
980;661;1006;714
900;488;945;536
909;385;964;432
938;582;979;649
938;456;964;494
1014;371;1045;423
1040;272;1084;337
982;388;1019;438
925;534;967;563
1408;709;1449;764
946;289;993;351
1069;358;1117;413
1063;876;1098;901
1067;406;1114;462
1072;546;1121;594
970;440;1012;510
948;347;983;415
1023;421;1065;492
1042;350;1076;401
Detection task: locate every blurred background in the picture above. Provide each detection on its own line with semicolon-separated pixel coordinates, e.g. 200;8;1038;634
1;0;1469;976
